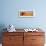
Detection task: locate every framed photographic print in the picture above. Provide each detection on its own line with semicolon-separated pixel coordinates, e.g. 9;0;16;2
19;9;36;17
